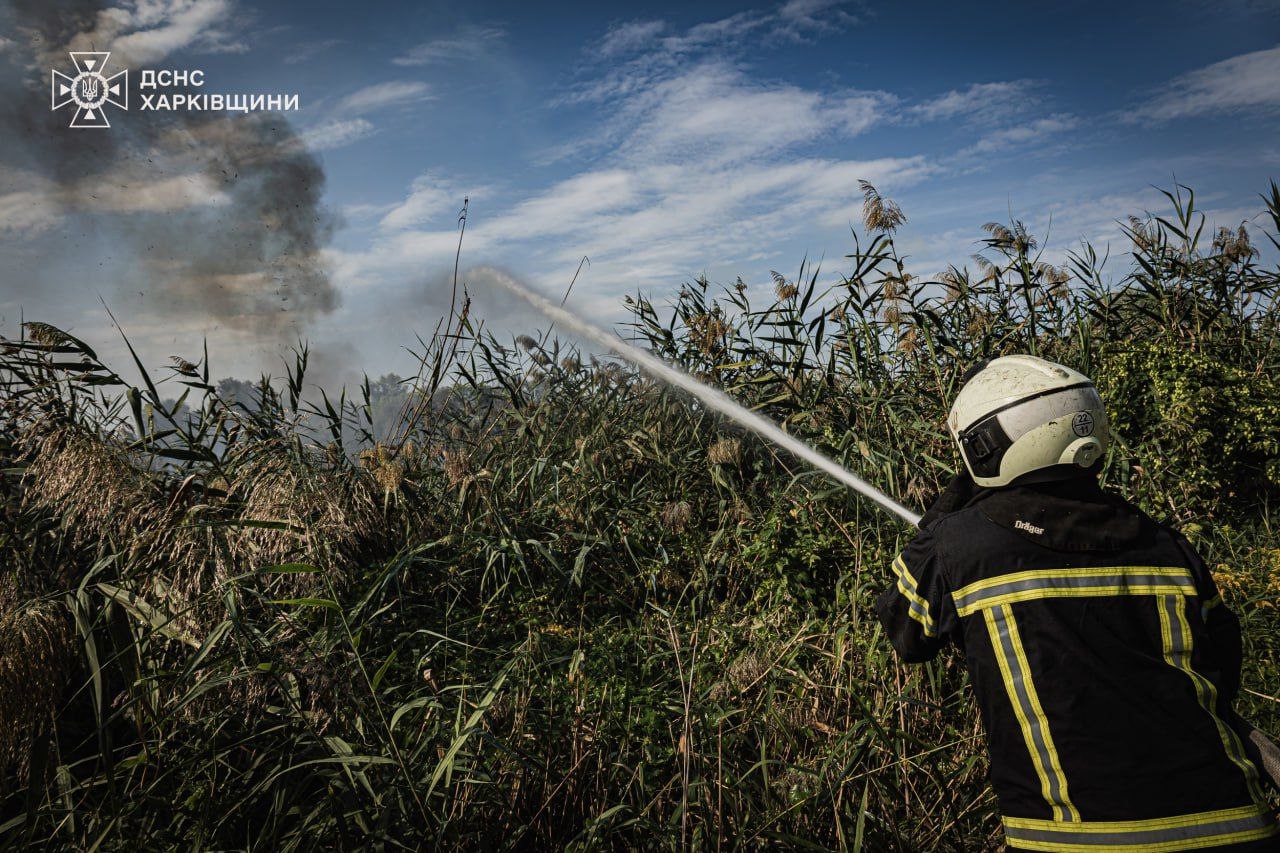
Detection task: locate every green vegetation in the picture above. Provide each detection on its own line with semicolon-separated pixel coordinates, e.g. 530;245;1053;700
2;182;1278;850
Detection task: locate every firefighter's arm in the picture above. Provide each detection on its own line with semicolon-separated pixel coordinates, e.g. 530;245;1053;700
1172;530;1243;703
875;526;958;663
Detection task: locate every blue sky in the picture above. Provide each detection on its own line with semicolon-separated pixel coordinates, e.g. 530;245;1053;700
1;0;1279;385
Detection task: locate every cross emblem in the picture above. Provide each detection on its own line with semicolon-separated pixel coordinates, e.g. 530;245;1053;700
51;51;128;128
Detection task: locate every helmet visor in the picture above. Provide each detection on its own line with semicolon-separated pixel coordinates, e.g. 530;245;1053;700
957;383;1103;480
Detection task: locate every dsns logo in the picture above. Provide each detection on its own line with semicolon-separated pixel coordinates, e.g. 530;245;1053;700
51;52;127;128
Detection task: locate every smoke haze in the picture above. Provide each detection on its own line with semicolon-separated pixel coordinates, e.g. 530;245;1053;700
0;0;339;338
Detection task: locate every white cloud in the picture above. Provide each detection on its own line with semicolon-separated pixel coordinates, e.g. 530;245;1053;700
830;92;895;135
911;80;1038;123
393;26;506;66
341;202;397;221
595;20;666;57
617;64;828;163
284;38;342;65
0;190;60;234
330;5;1069;340
567;156;926;274
1133;44;1280;121
774;0;860;39
296;77;430;154
301;118;377;151
571;60;893;168
958;114;1078;157
294;76;432;154
340;152;932;298
380;173;475;230
67;0;241;67
484;170;639;241
668;11;767;52
588;0;857;68
334;81;434;116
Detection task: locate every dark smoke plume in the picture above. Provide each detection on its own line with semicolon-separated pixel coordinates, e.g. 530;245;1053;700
1;0;339;334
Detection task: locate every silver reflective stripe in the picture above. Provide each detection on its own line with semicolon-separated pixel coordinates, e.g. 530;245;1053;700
892;556;935;636
953;566;1194;615
956;571;1192;611
901;595;933;634
989;605;1076;821
1158;594;1267;803
1004;807;1276;848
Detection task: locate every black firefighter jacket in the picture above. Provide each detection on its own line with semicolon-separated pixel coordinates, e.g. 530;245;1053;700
876;474;1279;852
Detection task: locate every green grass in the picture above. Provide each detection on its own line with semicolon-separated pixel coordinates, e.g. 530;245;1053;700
1;181;1278;849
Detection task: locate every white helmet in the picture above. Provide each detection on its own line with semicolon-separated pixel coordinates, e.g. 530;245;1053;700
948;355;1109;487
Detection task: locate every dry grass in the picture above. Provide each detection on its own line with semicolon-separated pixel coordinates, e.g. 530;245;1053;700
0;603;71;787
21;425;165;548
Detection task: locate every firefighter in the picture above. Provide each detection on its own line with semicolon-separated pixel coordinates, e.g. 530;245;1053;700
877;354;1279;852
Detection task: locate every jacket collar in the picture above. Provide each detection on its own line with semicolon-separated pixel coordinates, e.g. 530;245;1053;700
966;475;1156;552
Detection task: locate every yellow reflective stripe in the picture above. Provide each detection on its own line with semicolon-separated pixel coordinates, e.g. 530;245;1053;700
1004;609;1079;822
952;566;1194;616
892;556;936;637
1201;594;1222;621
1003;803;1278;852
956;584;1192;616
985;606;1077;821
1157;594;1266;804
955;566;1191;599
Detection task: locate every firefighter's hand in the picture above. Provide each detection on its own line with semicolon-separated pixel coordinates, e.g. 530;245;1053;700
918;471;974;529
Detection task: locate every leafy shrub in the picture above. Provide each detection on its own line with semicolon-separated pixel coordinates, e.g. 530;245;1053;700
1097;340;1280;516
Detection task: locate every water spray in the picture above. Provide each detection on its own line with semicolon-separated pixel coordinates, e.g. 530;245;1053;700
481;267;923;527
